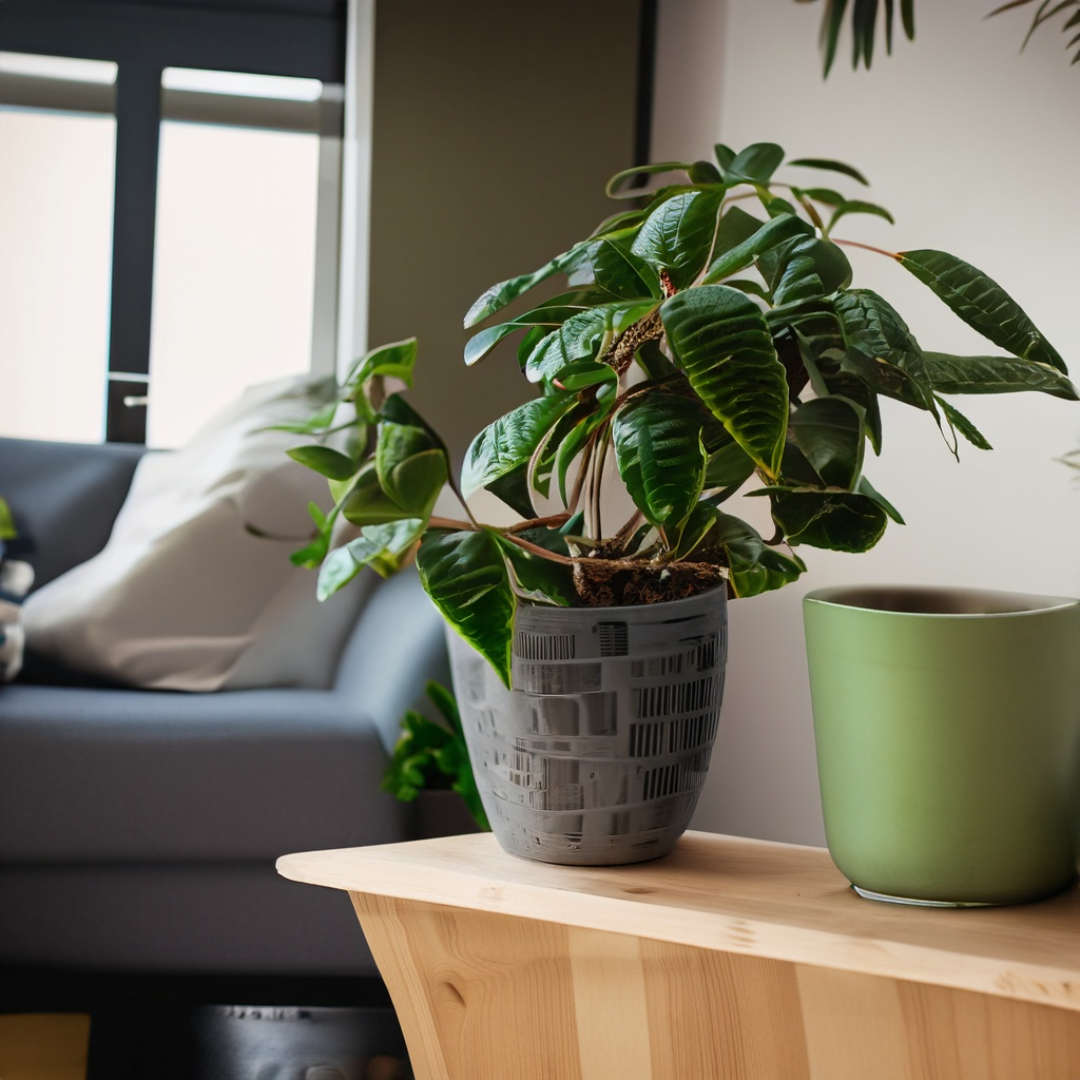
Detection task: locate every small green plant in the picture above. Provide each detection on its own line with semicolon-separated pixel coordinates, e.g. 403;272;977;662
0;497;16;543
797;0;1080;75
286;142;1075;688
382;681;490;831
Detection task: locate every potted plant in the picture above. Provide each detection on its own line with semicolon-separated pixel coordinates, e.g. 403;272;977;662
287;141;1076;865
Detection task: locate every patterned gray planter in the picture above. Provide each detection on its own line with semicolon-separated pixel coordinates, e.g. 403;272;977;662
447;587;728;865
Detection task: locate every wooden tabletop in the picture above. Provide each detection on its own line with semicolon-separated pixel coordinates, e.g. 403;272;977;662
277;830;1080;1013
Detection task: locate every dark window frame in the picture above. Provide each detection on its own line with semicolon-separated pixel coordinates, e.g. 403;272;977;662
0;0;346;443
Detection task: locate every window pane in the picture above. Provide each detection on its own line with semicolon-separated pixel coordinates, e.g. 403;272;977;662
0;107;115;443
147;120;321;449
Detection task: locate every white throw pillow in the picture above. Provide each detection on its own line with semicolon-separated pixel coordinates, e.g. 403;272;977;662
23;375;369;691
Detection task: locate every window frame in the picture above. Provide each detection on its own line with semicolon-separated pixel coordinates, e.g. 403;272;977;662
0;0;348;444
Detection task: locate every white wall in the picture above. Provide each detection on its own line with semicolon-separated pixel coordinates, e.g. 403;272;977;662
654;0;1080;845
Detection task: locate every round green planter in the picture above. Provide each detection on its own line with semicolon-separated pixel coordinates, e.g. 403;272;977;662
803;585;1080;906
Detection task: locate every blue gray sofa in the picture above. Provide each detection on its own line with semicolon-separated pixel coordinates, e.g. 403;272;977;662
0;436;451;977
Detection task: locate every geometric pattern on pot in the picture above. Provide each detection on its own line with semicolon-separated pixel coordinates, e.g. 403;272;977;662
448;587;727;865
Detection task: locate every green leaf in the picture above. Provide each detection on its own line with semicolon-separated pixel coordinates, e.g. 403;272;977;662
921;352;1079;400
855;474;905;524
820;0;850;76
763;237;853;304
464;245;586;327
725;142;785;184
525;301;657;384
787;157;870;186
345;338;418;388
661;285;789;479
703;213;814;284
340;463;420;527
264;399;340;435
604;160;696;199
898;249;1067;373
317;521;423;601
495;535;576;607
789;396;866;489
554;387;617;503
612;394;707;531
287;445;358;481
827;199;895;231
0;497;15;541
416;530;515;687
702;421;758;490
630;188;725;290
833;289;937;412
461;393;577;502
936;398;993;452
708;511;805;597
567;235;660;300
770;489;888;552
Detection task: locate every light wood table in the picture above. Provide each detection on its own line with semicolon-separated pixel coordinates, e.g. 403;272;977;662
277;831;1080;1080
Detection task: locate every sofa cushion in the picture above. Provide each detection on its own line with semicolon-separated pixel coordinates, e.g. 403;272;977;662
21;376;366;691
0;682;409;863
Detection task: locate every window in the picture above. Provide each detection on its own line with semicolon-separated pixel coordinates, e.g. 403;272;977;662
0;0;348;445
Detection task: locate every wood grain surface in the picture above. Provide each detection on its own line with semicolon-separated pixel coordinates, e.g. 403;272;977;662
277;832;1080;1080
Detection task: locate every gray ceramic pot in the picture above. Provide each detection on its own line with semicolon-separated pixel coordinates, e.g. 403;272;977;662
448;587;728;866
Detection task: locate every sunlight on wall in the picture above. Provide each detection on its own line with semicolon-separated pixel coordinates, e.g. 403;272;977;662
654;0;1080;845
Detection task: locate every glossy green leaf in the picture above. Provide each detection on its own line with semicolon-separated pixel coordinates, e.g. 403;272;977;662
316;518;424;600
630;188;725;290
770;488;888;552
898;249;1066;372
340;463;419;526
827;199;895;231
567;234;660;300
416;530;515;687
612;394;707;530
789;396;865;488
662;285;789;479
495;536;576;607
787;157;870;186
286;445;357;481
461;393;577;501
726;143;785;184
703;213;814;284
921;352;1079;400
604;160;696;199
376;422;433;496
464;245;586;327
554;386;617;504
833;289;937;412
524;301;657;384
765;237;853;304
855;475;905;524
708;511;806;597
344;338;418;388
671;502;718;559
936;398;992;451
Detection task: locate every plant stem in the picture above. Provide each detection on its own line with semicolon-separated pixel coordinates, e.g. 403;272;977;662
832;237;900;259
504;512;572;534
429;515;477;532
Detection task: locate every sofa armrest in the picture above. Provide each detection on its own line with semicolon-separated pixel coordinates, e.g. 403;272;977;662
331;567;451;755
0;437;145;590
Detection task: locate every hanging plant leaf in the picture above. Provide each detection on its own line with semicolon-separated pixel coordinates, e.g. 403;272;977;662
703;213;814;284
921;352;1078;399
416;530;515;687
770;488;889;552
789;396;866;488
897;249;1066;372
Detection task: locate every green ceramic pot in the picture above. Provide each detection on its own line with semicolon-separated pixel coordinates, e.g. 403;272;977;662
803;585;1080;906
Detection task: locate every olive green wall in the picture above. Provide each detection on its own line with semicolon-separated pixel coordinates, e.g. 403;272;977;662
367;0;645;463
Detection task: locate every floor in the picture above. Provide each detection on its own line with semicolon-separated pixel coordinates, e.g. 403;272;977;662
0;968;412;1080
